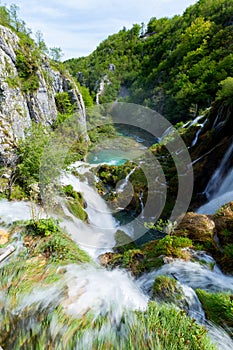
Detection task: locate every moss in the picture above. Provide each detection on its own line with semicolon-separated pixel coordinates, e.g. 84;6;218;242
24;218;90;264
152;275;183;302
102;235;193;275
66;198;87;221
196;289;233;331
113;230;138;253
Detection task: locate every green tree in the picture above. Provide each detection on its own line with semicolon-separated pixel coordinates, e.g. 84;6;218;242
17;123;50;193
216;77;233;106
49;47;63;62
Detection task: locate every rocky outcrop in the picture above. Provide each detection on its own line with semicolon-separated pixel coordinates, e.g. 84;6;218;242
0;25;87;164
173;212;215;243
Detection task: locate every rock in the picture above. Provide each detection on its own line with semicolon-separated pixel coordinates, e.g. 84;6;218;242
213;202;233;243
0;228;9;245
98;252;115;267
0;25;88;164
173;212;215;242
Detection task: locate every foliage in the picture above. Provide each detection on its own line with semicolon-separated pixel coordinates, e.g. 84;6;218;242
16;123;50;194
216;77;233;106
49;47;64;62
152;275;184;302
15;35;40;93
26;218;60;237
196;289;233;330
55;92;74;114
78;83;94;107
65;0;233;123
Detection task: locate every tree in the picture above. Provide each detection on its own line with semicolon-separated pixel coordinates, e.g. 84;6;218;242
216;77;233;106
35;30;48;53
49;47;64;62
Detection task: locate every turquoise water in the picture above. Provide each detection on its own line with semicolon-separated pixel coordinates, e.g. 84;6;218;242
87;134;147;166
87;149;129;165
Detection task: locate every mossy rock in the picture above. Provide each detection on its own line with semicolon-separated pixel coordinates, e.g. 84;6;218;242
24;218;91;264
100;235;193;275
113;230;138;253
152;275;184;303
196;289;233;332
173;212;215;243
67;197;88;221
213;202;233;245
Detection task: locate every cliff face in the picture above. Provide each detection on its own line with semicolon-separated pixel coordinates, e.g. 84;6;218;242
0;25;87;164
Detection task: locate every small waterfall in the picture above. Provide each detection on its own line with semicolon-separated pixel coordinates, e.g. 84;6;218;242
198;145;233;214
191;118;207;147
139;192;144;219
117;167;136;193
137;257;233;349
204;140;233;199
60;172;117;258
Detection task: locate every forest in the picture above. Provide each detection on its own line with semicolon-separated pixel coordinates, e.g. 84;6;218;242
65;0;233;122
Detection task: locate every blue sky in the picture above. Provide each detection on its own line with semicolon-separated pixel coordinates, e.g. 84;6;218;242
11;0;197;60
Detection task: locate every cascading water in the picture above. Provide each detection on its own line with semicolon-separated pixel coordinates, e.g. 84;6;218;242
60;171;117;258
1;158;233;349
117;167;136;193
204;140;233;200
137;255;233;350
198;141;233;214
191;117;207;147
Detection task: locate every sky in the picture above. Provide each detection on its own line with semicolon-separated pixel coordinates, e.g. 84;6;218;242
8;0;198;60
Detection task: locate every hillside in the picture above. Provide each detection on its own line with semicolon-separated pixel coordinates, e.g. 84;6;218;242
0;5;89;166
65;0;233;123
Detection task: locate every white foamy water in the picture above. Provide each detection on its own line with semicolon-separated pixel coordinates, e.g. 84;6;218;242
0;199;44;224
60;172;117;257
62;264;148;323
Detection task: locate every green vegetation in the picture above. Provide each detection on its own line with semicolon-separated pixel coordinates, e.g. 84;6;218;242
63;184;88;221
152;275;184;303
16;123;50;195
15;35;40;93
55;92;74;115
25;218;91;264
65;0;233;123
196;289;233;331
216;77;233;106
105;235;193;275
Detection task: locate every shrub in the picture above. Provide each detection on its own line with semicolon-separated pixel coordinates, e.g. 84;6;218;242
196;289;233;330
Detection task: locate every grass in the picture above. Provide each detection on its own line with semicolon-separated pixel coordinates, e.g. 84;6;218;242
196;289;233;331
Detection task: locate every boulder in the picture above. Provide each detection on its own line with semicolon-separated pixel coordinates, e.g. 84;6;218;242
0;228;9;245
173;212;215;242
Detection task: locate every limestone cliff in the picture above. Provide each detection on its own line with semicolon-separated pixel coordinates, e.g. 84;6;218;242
0;25;87;164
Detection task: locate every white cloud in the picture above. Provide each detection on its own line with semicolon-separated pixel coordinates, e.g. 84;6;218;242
11;0;198;59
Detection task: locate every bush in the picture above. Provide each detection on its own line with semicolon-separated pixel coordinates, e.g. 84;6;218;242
55;92;73;114
196;289;233;330
17;123;50;194
216;77;233;106
26;218;60;237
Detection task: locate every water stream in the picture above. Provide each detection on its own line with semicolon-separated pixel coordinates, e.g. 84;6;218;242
1;154;233;348
198;141;233;214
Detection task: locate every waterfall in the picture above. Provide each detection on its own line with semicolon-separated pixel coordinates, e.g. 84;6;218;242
2;159;233;349
204;140;233;200
137;257;233;349
198;141;233;214
139;192;144;219
60;172;117;258
191;118;207;147
117;167;136;193
0;199;38;224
